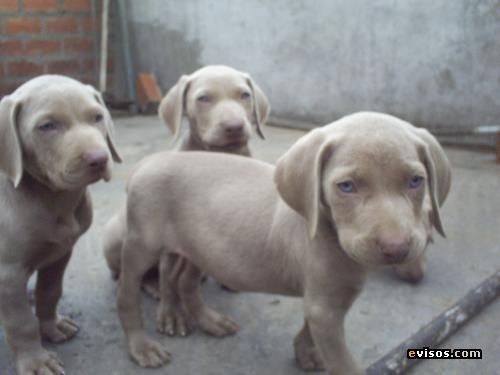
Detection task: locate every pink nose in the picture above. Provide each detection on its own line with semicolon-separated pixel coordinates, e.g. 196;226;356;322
222;120;244;136
83;149;108;169
377;233;410;262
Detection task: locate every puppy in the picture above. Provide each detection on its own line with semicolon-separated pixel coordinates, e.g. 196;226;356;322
103;65;269;318
0;75;121;375
116;112;451;373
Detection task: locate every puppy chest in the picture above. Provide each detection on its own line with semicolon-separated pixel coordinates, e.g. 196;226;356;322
50;214;89;246
29;211;88;249
26;215;87;269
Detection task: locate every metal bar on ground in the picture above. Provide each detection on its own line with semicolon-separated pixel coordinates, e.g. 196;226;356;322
366;270;500;374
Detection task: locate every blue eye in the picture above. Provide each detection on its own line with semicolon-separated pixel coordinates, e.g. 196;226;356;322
197;95;211;103
337;181;355;193
38;121;57;131
409;175;424;189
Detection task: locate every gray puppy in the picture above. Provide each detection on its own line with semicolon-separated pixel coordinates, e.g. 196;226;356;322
115;112;451;373
0;75;121;375
103;66;270;327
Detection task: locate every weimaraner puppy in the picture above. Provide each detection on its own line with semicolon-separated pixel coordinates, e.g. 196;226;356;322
115;112;451;373
0;75;121;375
103;65;269;312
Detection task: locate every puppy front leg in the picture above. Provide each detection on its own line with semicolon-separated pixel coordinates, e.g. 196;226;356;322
117;237;170;368
36;251;79;343
178;263;239;337
0;267;64;375
304;296;363;375
294;320;325;371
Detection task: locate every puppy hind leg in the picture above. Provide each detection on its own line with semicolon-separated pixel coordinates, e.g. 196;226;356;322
102;214;124;280
156;254;192;336
36;251;79;343
178;263;239;337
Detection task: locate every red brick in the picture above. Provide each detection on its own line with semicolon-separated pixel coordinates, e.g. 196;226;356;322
4;17;41;33
23;0;58;12
63;0;90;12
47;59;80;74
0;40;23;55
8;61;44;76
0;0;18;11
74;75;95;85
82;57;113;74
80;16;95;32
1;82;22;98
82;58;94;72
25;39;61;54
64;36;93;53
45;16;78;32
107;58;114;72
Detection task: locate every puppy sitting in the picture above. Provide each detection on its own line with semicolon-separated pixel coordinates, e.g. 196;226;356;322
103;65;269;330
0;75;121;375
115;112;450;373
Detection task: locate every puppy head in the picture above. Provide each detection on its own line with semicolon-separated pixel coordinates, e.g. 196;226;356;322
275;112;451;267
158;65;270;150
0;75;121;190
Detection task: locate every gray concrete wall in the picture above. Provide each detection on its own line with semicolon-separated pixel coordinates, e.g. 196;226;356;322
125;0;500;131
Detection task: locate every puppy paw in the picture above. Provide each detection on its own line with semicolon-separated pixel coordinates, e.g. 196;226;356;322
141;279;160;300
196;306;239;337
17;349;64;375
129;337;170;368
156;305;192;337
294;338;325;371
394;256;426;283
40;315;79;343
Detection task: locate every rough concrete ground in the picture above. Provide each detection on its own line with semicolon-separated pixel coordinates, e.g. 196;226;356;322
1;115;499;375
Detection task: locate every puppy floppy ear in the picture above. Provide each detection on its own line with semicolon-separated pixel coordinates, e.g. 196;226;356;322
244;75;270;140
0;96;23;187
414;129;451;238
87;85;122;163
158;75;190;142
413;128;451;205
274;128;334;238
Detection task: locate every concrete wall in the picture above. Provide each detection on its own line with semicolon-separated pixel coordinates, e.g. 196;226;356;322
126;0;500;132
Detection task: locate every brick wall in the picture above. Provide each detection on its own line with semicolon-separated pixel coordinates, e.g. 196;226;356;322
0;0;107;97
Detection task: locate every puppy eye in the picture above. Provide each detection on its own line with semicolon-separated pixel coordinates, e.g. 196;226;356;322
409;175;424;189
337;181;356;193
240;91;251;100
197;95;211;103
38;121;57;131
95;114;104;123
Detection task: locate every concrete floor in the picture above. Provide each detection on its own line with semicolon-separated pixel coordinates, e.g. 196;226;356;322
1;115;499;375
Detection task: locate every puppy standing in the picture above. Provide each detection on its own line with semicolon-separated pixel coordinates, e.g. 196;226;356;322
103;65;270;332
0;75;121;375
116;112;451;373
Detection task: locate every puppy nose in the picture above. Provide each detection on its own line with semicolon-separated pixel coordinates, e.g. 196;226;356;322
377;233;410;262
83;149;109;169
222;120;244;136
